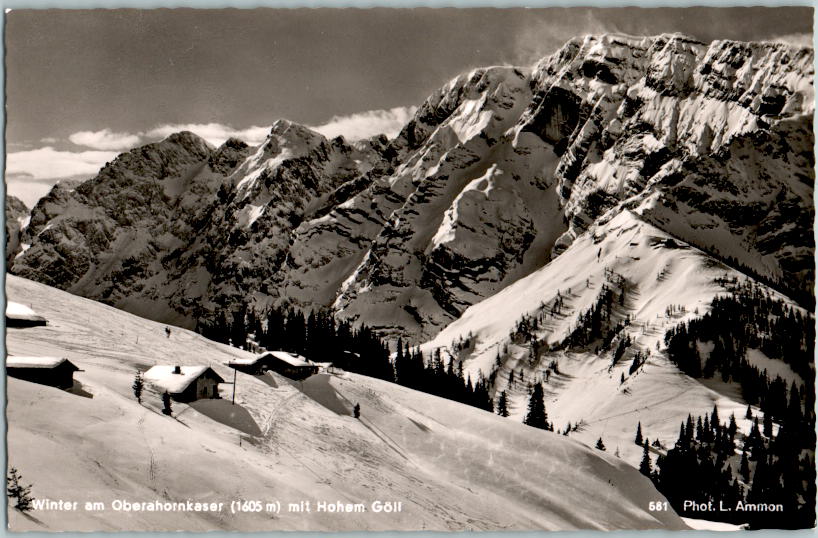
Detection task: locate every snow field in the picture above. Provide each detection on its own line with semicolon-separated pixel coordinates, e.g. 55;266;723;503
5;274;686;531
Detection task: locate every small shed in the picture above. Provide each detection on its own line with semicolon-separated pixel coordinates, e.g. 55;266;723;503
6;302;47;328
144;365;225;403
6;356;79;389
263;351;319;380
229;351;318;380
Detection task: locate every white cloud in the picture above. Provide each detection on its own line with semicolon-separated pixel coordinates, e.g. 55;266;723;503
310;106;417;141
6;146;118;182
143;108;417;147
68;128;142;151
6;146;118;207
144;123;271;147
8;105;419;206
6;180;60;209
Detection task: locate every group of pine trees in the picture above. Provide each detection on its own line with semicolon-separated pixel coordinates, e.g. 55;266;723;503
393;343;493;412
197;306;394;381
664;280;815;414
555;270;629;351
196;299;569;430
657;280;815;529
197;305;500;414
642;403;815;529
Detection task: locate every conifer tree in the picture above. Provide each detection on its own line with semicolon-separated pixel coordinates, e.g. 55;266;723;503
635;421;643;445
497;391;510;417
523;383;549;430
132;370;144;404
7;468;34;512
728;413;738;439
595;437;606;451
740;450;751;483
639;443;652;476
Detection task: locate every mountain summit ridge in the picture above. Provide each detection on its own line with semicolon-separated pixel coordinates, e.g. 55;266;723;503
10;34;814;341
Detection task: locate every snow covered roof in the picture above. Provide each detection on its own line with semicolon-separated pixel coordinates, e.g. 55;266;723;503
144;365;224;394
6;356;76;369
263;351;315;368
228;351;317;369
228;357;260;366
6;302;46;322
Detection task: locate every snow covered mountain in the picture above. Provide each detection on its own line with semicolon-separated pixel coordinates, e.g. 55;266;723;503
5;32;815;529
11;33;813;342
5;274;686;531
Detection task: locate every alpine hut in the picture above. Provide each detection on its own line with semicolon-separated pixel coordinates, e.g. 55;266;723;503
6;356;80;389
144;365;225;402
6;302;47;328
228;351;318;380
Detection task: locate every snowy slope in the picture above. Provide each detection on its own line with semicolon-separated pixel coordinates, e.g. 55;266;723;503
5;275;686;531
420;208;808;468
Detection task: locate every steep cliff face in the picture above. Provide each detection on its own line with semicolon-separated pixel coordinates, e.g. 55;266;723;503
525;35;814;298
332;34;813;337
5;195;29;265
331;67;567;336
11;33;813;340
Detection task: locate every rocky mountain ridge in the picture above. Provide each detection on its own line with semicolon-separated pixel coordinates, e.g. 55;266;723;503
10;33;814;342
5;195;29;265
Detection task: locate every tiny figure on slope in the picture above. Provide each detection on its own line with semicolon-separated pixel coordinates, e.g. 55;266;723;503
165;327;171;338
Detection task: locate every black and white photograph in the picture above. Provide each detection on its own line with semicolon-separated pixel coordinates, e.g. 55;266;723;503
3;5;815;532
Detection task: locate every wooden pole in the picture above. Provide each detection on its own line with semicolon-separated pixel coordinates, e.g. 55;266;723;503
232;368;237;405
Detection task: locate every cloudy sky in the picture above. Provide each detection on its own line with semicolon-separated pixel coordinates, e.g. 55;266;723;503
5;7;813;206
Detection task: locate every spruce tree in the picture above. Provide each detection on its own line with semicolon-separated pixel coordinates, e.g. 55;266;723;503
740;450;751;483
497;391;510;417
711;404;720;429
523;383;549;430
635;421;643;445
639;443;652;476
132;371;144;404
353;403;361;419
595;437;606;451
7;468;34;512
